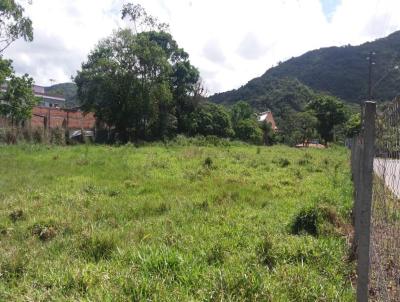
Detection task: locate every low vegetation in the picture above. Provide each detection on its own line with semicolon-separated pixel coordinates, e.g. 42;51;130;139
0;142;354;300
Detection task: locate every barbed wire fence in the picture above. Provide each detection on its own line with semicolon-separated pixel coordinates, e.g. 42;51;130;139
352;98;400;301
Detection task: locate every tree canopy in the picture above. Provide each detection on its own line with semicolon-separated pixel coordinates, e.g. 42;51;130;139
0;74;38;125
0;0;33;53
306;95;347;144
186;102;233;138
0;0;36;124
76;4;199;141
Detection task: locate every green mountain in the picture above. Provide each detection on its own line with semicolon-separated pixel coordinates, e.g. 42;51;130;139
212;77;317;123
211;30;400;108
44;82;78;108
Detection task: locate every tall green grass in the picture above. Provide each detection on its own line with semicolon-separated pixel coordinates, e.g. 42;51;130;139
0;143;354;301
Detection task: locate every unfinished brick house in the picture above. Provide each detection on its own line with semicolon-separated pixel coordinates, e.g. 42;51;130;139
257;110;278;131
31;107;96;130
0;84;96;131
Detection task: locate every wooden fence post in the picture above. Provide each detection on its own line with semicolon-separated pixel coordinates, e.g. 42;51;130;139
356;101;376;302
354;136;362;244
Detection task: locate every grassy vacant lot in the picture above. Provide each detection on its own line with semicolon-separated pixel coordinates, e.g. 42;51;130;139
0;142;354;301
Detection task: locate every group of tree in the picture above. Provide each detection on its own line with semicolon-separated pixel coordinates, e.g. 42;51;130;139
0;0;37;125
75;4;269;144
0;1;361;146
277;94;360;146
76;4;200;142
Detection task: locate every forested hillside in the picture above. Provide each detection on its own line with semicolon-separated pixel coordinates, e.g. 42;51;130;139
211;30;400;106
212;77;317;120
45;83;78;108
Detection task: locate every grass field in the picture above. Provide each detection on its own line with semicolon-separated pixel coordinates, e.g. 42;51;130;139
0;143;355;301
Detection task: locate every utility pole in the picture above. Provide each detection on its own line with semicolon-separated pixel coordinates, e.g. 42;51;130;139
367;51;375;100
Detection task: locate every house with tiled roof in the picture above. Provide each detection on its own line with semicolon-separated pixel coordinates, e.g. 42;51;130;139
257;110;278;131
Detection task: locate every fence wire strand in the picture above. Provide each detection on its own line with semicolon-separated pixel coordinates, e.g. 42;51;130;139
370;97;400;301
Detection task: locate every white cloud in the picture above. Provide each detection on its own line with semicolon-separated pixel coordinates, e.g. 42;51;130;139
237;33;271;60
4;0;400;93
203;39;226;64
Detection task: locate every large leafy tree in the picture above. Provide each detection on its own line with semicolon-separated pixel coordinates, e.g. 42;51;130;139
0;73;37;125
344;113;361;138
229;101;263;144
235;118;263;144
0;0;33;53
187;102;234;137
0;0;36;124
76;4;199;141
291;111;318;145
306;95;347;144
230;100;253;129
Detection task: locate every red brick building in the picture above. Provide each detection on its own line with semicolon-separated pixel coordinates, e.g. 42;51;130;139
257;111;278;131
31;107;96;130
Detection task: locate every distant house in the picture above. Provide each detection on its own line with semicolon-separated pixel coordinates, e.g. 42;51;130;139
1;82;95;131
33;85;66;108
257;110;278;131
31;106;96;130
1;84;66;108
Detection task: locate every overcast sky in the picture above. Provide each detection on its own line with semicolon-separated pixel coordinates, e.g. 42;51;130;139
4;0;400;94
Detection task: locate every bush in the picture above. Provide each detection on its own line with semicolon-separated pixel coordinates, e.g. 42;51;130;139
21;128;32;142
187;102;234;138
234;118;263;145
50;127;66;145
203;156;213;168
32;128;45;144
290;204;340;236
5;129;17;144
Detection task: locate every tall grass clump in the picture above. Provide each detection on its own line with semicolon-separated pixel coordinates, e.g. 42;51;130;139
256;234;276;269
50;127;66;145
79;233;117;262
290;204;341;236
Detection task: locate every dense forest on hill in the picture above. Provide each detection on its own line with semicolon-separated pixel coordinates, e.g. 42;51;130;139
211;30;400;108
211;77;317;120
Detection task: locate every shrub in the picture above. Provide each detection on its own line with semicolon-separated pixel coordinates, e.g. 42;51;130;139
203;156;213;168
21;128;32;142
32;128;45;144
290;204;340;236
50;127;66;145
5;129;17;144
234;118;263;145
187;102;234;138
